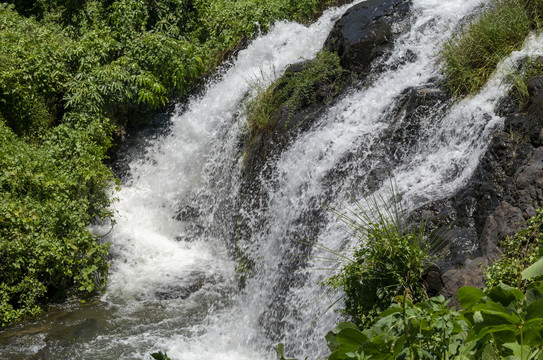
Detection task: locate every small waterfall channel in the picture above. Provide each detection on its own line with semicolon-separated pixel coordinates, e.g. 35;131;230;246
3;0;543;359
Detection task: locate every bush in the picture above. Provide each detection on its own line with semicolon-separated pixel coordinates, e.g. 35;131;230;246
0;4;72;138
326;194;441;328
0;117;113;326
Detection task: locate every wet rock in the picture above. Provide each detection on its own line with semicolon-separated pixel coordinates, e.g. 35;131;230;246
324;0;412;75
154;272;205;300
428;65;543;303
514;147;543;217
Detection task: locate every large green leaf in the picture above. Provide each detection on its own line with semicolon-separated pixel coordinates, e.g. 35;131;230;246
526;298;543;321
466;322;518;343
458;286;485;310
337;328;368;350
522;257;543;280
488;283;524;305
327;322;361;352
522;322;543;346
502;342;533;360
472;300;521;325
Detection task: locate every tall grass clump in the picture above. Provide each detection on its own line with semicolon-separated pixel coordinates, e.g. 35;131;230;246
442;0;543;96
326;191;443;328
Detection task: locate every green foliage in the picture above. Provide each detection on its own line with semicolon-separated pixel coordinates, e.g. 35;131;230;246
0;4;72;138
0;118;113;326
441;0;542;96
318;282;543;360
485;208;543;291
324;296;468;360
326;193;441;328
522;257;543;281
245;51;346;132
0;0;344;327
151;351;172;360
458;282;543;359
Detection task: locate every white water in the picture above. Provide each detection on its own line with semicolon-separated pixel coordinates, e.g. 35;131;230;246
5;1;543;359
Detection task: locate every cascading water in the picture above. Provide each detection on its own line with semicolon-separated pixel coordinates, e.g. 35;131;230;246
3;0;543;359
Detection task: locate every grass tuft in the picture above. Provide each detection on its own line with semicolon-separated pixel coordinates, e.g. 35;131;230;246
244;51;346;133
441;0;536;96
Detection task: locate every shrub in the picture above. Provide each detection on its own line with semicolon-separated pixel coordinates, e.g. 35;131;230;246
326;193;442;328
0;117;114;326
0;4;72;138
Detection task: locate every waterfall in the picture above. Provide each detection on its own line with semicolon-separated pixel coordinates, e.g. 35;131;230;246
5;0;543;359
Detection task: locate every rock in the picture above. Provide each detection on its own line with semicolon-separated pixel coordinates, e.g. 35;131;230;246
514;147;543;217
440;257;488;309
423;265;443;297
324;0;412;74
480;201;525;259
154;271;205;300
433;64;543;305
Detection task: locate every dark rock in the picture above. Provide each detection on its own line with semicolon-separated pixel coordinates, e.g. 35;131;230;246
514;147;543;217
324;0;412;74
423;265;443;297
431;64;543;303
480;201;524;259
154;272;205;300
440;257;488;309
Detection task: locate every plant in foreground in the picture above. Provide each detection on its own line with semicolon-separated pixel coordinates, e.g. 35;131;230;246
279;281;543;359
326;191;443;328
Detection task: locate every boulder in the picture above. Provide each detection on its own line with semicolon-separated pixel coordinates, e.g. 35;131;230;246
324;0;412;74
440;257;488;309
480;201;525;259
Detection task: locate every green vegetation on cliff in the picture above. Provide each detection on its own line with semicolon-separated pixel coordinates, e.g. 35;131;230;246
0;0;341;326
245;50;347;133
442;0;543;96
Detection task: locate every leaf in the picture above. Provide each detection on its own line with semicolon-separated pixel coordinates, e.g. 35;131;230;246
487;283;524;304
472;300;521;325
526;298;543;321
466;322;518;343
151;351;171;360
502;342;533;360
336;328;368;351
458;286;485;310
326;330;340;352
333;322;360;333
522;257;543;280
